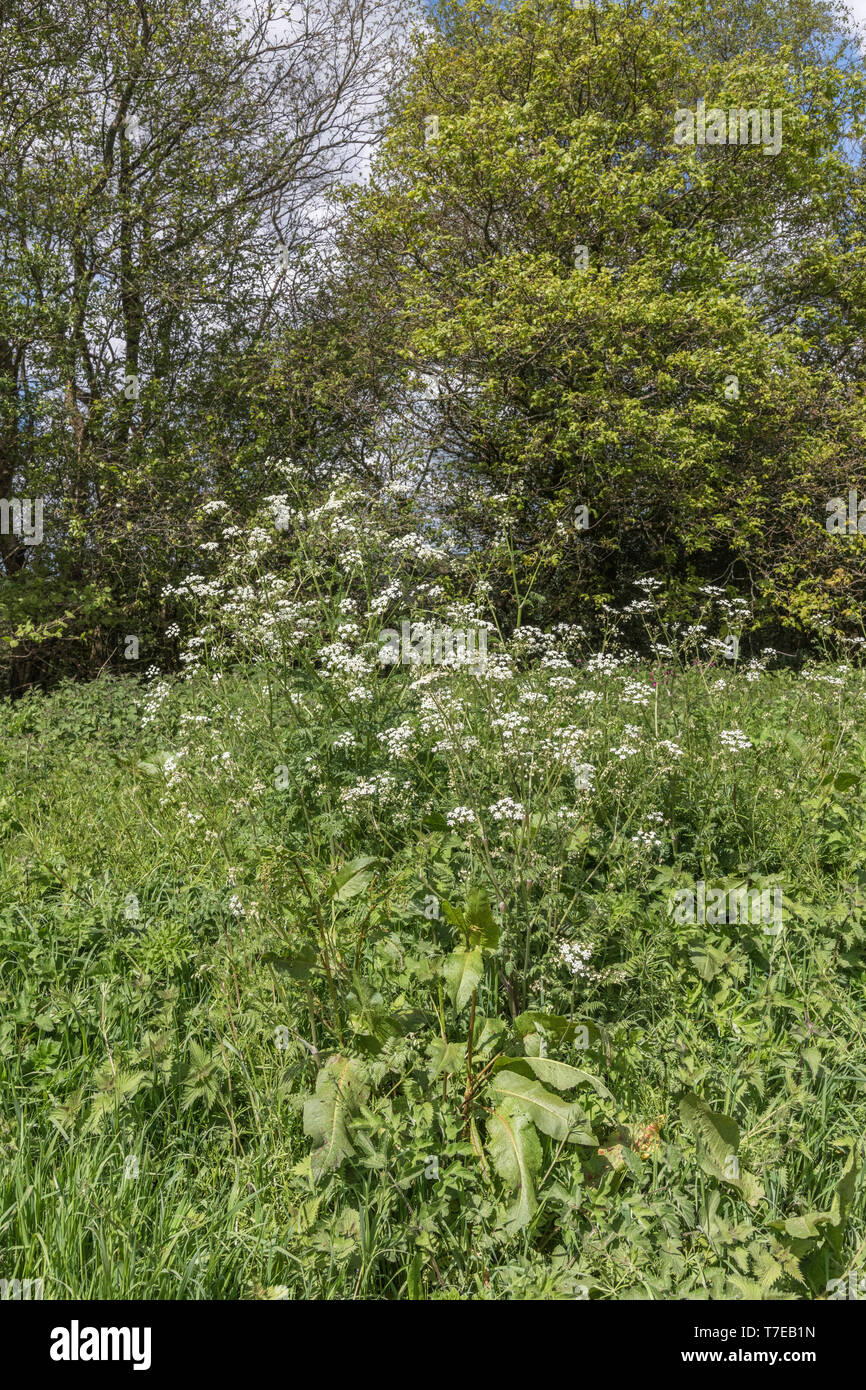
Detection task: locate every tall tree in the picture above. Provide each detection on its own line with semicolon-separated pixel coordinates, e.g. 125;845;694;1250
326;0;866;635
0;0;409;688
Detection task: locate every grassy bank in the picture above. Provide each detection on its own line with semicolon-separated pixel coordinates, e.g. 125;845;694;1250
1;480;864;1300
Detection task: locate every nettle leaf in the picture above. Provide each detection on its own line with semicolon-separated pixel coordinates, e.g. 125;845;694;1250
487;1099;542;1231
442;946;483;1010
303;1055;369;1178
491;1069;596;1144
492;1055;612;1099
329;855;379;902
830;1142;859;1226
688;941;733;982
84;1068;148;1133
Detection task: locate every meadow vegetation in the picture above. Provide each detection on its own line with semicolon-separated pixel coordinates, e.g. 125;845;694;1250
2;473;864;1299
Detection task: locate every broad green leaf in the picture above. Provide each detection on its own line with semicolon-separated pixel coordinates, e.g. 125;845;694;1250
680;1091;764;1205
492;1054;612;1099
688;942;731;982
427;1038;467;1076
491;1069;595;1143
442;946;483;1010
834;772;860;792
779;1211;829;1241
438;897;466;932
487;1100;542;1231
329;855;379;902
513;1011;600;1054
679;1091;740;1173
464;887;499;948
262;946;318;980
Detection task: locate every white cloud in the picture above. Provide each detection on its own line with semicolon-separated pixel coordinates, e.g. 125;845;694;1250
845;0;866;35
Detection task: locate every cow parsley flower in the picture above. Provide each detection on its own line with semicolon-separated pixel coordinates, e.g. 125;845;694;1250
657;739;684;760
719;728;752;752
610;725;643;759
559;941;593;976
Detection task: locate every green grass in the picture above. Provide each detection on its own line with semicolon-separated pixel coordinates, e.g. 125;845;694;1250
1;480;865;1300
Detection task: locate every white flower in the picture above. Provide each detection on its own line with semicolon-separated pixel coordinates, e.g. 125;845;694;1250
228;895;246;919
339;774;396;806
631;828;662;851
622;680;653;707
572;763;595;792
559;941;593;976
610;725;643;759
719;728;752;753
446;806;477;828
488;797;525;822
368;581;403;618
586;652;629;675
378;722;415;759
340;779;377;804
388;532;446;563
